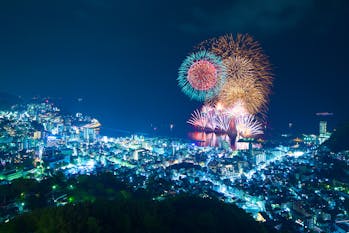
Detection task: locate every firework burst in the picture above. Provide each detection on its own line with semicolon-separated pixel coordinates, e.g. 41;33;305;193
178;50;226;101
218;77;268;115
224;100;249;118
196;34;272;116
235;114;263;138
187;109;207;129
223;56;255;80
198;34;273;83
188;104;233;133
183;33;272;149
215;113;232;132
198;33;272;92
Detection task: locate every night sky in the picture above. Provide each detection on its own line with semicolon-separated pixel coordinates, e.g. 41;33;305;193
0;0;348;137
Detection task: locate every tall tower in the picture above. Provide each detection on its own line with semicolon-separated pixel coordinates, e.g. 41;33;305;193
318;121;331;144
319;121;327;135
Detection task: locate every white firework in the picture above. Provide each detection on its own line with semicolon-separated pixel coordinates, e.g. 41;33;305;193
204;111;218;131
188;106;226;132
201;104;215;114
235;114;263;137
187;109;207;129
224;100;249;118
215;113;232;132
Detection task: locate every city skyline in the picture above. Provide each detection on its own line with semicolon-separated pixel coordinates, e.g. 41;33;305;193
0;98;347;232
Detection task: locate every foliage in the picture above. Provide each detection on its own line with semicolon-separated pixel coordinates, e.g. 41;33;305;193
324;121;349;152
0;195;270;233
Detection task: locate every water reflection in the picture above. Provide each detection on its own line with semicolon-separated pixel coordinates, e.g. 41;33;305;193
189;131;261;150
189;131;232;148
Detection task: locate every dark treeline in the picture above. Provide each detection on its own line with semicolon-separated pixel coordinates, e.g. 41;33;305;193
0;173;273;233
0;195;270;233
324;121;349;153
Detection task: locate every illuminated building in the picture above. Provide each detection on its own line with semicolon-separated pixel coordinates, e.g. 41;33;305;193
83;127;96;143
33;131;42;140
302;134;318;145
318;121;331;144
133;150;139;161
255;152;266;165
82;119;101;143
319;121;327;135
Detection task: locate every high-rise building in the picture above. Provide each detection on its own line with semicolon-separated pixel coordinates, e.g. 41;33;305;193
319;121;327;135
318;121;331;144
255;152;266;165
83;127;96;143
82;119;100;143
133;150;139;161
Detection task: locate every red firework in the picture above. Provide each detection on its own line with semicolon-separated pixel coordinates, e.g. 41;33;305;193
187;60;217;91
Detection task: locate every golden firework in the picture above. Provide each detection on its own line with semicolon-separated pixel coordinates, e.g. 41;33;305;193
218;76;268;115
198;33;273;88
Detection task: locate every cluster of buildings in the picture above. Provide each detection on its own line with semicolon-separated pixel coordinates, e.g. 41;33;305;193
0;101;347;232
